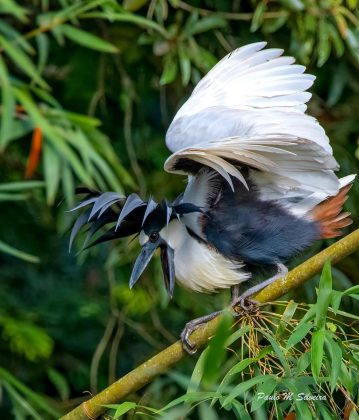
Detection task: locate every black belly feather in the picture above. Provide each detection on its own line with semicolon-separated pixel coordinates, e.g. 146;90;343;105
203;174;320;267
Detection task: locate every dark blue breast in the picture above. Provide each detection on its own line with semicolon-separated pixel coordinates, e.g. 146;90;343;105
203;175;320;267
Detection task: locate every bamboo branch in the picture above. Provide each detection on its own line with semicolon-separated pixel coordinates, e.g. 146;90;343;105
61;228;359;420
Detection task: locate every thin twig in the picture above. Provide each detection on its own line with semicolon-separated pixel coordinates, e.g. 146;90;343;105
61;228;359;420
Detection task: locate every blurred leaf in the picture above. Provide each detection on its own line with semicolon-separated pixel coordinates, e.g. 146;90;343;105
178;44;191;85
0;240;40;263
43;141;61;205
0;20;33;53
60;24;119;53
251;2;266;32
47;369;70;401
187;16;227;36
0;84;16;150
315;260;332;330
160;54;178;85
36;33;49;75
318;20;331;67
0;317;53;360
0;0;28;22
0;35;48;89
0;192;28;201
202;312;232;385
0;367;61;417
324;335;342;392
123;0;150;12
0;180;45;191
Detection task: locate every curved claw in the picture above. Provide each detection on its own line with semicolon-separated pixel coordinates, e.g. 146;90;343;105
232;297;259;315
179;310;223;355
180;324;197;355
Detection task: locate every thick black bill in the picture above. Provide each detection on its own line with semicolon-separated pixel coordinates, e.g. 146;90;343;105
160;245;175;298
129;242;157;289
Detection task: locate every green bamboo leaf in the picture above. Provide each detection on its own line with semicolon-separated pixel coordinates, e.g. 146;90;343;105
0;240;39;263
102;402;136;418
12;87;93;185
160;54;178;85
123;0;150;12
81;11;169;39
0;180;45;191
60;24;119;53
62;163;75;207
251;376;277;412
318;20;331;66
36;33;49;75
0;192;28;201
251;2;266;32
296;350;311;374
0;20;34;53
327;23;345;57
0;0;28;22
276;300;298;337
315;260;332;330
202;312;232;384
281;378;313;418
178;44;191;85
43;142;61;205
0;84;16;150
47;369;70;401
285;322;313;351
229;400;252;420
3;383;43;420
158;392;219;413
311;330;325;381
0;367;61;417
187;16;227;36
261;330;290;372
324;334;342;392
221;375;268;409
0;35;48;89
0;55;10;85
187;347;208;393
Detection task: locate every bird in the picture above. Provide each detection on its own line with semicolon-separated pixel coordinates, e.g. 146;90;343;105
69;41;356;354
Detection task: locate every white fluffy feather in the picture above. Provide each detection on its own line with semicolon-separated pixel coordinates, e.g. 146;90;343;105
160;219;250;292
164;41;352;207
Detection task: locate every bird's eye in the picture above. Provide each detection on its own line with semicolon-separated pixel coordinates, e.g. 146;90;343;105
149;232;159;242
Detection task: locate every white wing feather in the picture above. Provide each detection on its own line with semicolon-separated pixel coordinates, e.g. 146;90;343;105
164;41;353;211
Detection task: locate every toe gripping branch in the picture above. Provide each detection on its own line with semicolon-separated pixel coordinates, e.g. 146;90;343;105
180;263;288;354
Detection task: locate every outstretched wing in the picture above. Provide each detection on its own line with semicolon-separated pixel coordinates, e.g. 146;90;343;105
164;42;341;203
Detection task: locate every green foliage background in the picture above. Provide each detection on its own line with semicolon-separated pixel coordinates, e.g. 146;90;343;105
0;0;358;418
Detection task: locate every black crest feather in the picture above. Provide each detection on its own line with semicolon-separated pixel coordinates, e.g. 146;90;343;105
68;189;202;251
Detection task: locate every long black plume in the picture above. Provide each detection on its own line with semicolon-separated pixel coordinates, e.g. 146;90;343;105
68;189;203;252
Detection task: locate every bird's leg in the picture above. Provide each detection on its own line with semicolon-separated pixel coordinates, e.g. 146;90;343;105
231;263;288;312
181;264;288;354
180;310;223;354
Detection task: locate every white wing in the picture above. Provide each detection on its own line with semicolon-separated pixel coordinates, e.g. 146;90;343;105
164;42;347;211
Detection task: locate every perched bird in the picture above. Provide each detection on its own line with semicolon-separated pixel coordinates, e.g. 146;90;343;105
69;42;355;353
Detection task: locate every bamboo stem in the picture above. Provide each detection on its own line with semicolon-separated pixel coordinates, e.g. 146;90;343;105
61;229;359;420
